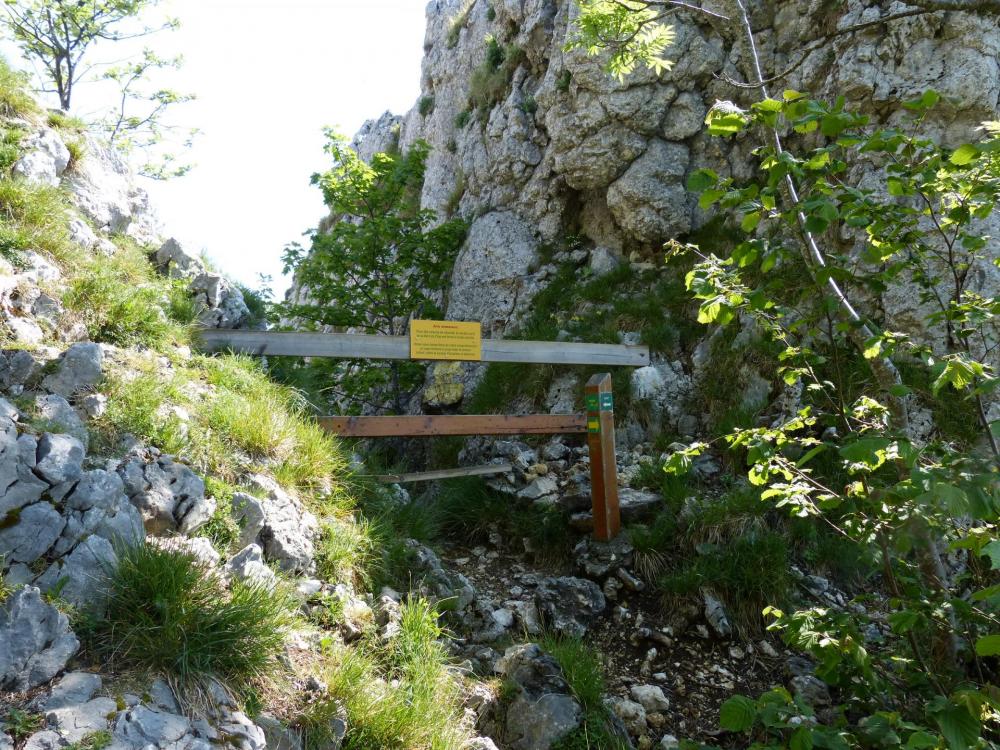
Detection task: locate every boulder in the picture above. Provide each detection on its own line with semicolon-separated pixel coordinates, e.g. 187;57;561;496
190;273;251;329
46;697;119;743
498;643;582;750
234;475;318;574
447;211;539;335
155;238;205;279
118;455;208;536
0;587;79;691
33;395;88;448
534;577;606;638
608;139;691;243
225;544;278;589
13;128;70;186
34;433;84;485
35;535;118;611
41;343;103;397
56;470;143;555
40;671;103;710
0;502;65;565
405;540;475;612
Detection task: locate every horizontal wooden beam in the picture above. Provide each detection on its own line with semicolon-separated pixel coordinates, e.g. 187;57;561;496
318;413;589;437
197;330;649;367
375;462;513;484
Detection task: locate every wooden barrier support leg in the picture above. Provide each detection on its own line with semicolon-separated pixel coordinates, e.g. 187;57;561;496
585;373;620;541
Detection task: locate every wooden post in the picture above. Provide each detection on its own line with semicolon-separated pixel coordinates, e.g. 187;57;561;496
585;373;620;541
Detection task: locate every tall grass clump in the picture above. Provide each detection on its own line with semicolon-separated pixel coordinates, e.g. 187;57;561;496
541;636;630;750
0;179;72;265
0;58;38;118
64;242;198;348
200;354;353;496
86;542;293;696
300;599;471;750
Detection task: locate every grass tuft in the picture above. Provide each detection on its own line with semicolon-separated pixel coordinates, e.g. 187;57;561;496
469;37;525;113
300;599;471;750
63;240;197;348
84;541;294;697
0;58;39;119
0;178;73;266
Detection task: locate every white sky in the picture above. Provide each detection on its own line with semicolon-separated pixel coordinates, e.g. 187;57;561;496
6;0;428;295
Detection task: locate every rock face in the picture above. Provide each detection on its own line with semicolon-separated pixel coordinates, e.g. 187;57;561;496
0;587;79;691
304;0;1000;430
154;237;253;329
232;475;318;574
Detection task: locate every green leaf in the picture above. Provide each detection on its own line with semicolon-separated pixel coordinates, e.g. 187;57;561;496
741;211;761;233
974;635;1000;656
934;702;979;750
699;189;726;210
981;540;1000;570
686;168;718;193
790;727;815;750
906;731;939;750
949;144;979;166
719;695;756;732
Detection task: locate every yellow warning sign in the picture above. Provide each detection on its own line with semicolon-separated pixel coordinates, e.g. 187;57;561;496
410;319;482;361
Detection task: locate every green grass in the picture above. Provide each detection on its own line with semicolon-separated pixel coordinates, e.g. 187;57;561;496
418;95;435;117
96;353;356;507
0;125;24;174
446;0;474;48
63;240;198;348
47;111;88;132
469;37;525;112
64;731;112;750
84;542;294;697
540;636;630;750
0;58;39;119
0;178;73;266
299;599;471;750
315;517;379;589
3;709;44;741
454;109;472;129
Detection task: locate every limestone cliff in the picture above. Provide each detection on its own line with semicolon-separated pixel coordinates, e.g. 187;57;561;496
339;0;1000;438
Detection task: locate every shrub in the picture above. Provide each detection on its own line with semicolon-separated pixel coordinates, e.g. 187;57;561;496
556;69;572;92
86;542;293;696
454;109;472;129
418;95;435;117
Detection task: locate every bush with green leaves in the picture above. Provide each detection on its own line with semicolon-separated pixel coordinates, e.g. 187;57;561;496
657;93;1000;750
85;541;293;696
280;134;466;415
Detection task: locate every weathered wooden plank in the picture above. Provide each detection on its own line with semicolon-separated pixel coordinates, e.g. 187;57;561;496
376;462;513;484
196;330;650;367
318;413;589;437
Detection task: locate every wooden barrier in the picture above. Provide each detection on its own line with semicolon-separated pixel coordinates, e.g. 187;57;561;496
319;373;622;542
198;329;650;367
199;324;635;540
318;413;588;437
